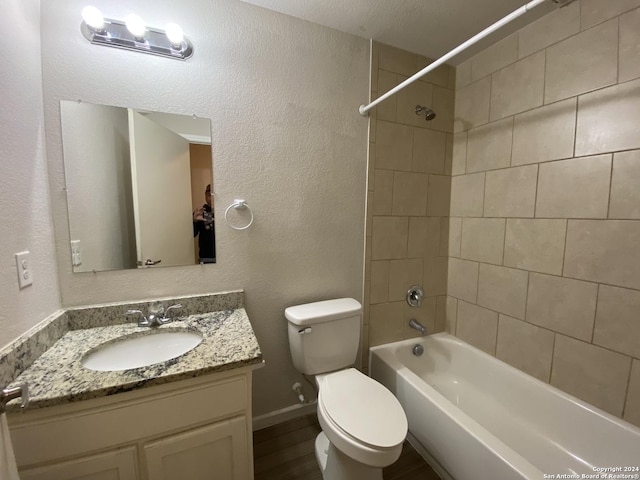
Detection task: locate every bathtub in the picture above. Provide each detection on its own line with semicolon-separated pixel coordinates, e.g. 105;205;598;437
369;333;640;480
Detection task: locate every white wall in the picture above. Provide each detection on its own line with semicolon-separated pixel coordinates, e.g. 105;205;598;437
0;0;61;350
41;0;369;416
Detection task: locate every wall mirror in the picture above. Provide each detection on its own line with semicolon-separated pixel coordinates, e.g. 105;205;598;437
60;101;215;273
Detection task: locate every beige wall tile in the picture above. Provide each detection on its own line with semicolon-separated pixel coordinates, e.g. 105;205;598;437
397;79;434;128
389;258;423;302
460;218;506;265
373;169;393;215
477;264;528;319
545;19;618;104
576;79;640;157
424;256;448;297
620;8;640;82
370;261;389;304
504;219;567;275
518;1;580;59
367;142;376;192
446;217;462;258
466;117;514;173
610;150;640;219
452;132;467;176
490;51;545;121
536;155;612;219
412;128;446;173
371;216;409;260
378;43;419;76
444;133;454;175
484;165;537;218
446;296;458;334
375;121;413;171
454;76;491;133
594;285;640;358
456;301;499;355
456;60;472;90
401;297;438;339
564;220;640;290
408;217;441;258
417;56;451;88
430;86;455;134
496;315;554;382
392;171;429;216
471;34;518;82
448;258;479;303
624;360;640;427
427;175;451;217
450;173;485;217
377;69;398;122
512;98;577;166
435;295;447;333
526;273;597;341
580;0;640;30
551;335;631;416
369;302;403;346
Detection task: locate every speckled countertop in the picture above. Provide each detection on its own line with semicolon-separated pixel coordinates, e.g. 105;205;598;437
4;293;262;412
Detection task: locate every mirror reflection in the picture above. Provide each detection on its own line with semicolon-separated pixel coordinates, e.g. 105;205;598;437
60;101;215;273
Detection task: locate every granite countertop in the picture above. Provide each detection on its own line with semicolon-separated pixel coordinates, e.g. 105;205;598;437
6;308;262;411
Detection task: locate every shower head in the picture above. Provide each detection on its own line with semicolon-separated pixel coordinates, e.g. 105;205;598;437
415;105;436;121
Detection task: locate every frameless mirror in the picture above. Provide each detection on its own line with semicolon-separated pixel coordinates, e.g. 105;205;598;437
60;101;216;273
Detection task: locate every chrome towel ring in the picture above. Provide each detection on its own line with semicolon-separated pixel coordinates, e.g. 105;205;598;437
224;199;254;230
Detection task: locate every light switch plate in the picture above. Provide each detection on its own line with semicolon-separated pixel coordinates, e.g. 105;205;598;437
15;251;33;289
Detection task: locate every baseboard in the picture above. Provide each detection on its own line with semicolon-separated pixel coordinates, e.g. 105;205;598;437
252;401;317;431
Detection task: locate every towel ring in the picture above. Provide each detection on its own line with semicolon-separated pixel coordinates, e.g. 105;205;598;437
224;199;254;230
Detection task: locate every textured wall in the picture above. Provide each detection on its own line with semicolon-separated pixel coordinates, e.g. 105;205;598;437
450;0;640;426
40;0;369;417
0;0;61;350
363;42;456;361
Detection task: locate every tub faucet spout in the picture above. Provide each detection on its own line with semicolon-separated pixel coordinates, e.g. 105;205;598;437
409;318;427;336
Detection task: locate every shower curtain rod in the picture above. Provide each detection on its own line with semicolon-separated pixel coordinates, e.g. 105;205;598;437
358;0;548;116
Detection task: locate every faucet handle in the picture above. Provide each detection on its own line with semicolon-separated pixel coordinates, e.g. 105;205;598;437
407;285;425;307
126;309;150;327
158;304;183;325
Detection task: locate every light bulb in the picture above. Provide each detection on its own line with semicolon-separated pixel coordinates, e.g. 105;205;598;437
165;23;184;47
125;14;146;39
81;6;104;31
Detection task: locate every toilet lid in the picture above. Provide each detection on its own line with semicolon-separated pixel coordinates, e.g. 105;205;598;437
319;369;407;448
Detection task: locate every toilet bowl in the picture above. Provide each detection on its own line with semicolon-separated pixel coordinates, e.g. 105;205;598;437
285;299;408;479
316;369;407;467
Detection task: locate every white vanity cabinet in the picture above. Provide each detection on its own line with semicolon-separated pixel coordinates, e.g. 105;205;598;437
8;367;254;480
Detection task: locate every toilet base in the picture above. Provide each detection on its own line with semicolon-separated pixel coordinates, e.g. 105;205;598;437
315;432;383;480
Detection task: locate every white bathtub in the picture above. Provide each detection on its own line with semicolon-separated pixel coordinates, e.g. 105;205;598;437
369;333;640;480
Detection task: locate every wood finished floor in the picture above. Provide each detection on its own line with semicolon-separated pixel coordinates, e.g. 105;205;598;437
253;414;440;480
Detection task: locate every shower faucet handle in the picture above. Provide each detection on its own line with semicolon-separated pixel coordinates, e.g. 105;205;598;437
406;285;424;307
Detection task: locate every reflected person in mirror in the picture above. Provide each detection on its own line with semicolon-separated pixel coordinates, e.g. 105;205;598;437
193;184;216;263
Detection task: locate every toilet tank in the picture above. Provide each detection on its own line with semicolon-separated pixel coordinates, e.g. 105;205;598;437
285;298;362;375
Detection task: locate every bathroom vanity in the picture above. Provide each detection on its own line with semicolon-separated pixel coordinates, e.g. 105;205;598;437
3;292;262;480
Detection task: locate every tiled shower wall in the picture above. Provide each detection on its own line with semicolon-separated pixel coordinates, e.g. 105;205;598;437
363;42;455;363
449;0;640;426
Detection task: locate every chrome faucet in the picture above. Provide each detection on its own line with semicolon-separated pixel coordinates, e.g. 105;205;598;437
126;304;183;327
409;318;427;336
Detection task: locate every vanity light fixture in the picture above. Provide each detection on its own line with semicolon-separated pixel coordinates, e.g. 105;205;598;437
80;6;193;60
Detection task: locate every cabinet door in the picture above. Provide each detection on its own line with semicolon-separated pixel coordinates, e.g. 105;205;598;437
20;447;138;480
144;416;250;480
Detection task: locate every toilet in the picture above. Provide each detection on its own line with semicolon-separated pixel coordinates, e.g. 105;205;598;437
285;298;408;480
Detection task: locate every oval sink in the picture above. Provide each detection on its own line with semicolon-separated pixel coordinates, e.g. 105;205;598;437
82;330;203;371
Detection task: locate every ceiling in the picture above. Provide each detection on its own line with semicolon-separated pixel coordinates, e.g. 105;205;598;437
238;0;560;65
